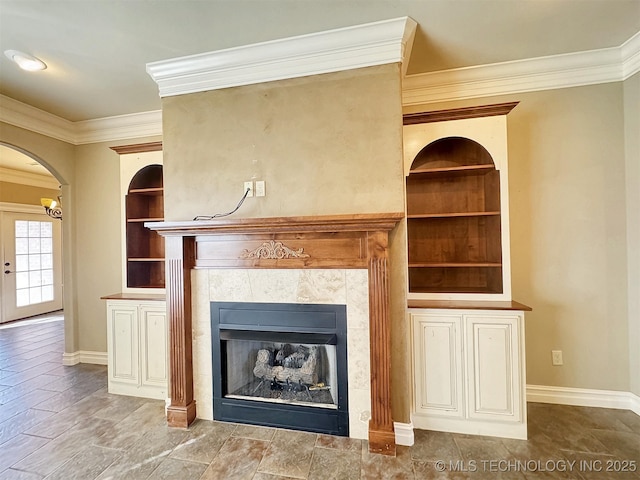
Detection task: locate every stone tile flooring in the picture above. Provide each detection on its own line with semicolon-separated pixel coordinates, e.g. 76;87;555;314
0;314;639;479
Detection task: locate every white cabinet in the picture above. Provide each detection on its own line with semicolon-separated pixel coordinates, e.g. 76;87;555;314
106;298;168;400
411;308;527;439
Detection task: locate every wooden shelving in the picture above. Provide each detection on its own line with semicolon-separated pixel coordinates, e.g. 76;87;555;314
126;164;165;289
406;137;504;295
407;211;500;219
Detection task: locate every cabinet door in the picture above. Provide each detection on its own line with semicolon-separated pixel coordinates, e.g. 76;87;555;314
139;305;168;388
464;314;522;422
107;303;139;384
413;313;464;417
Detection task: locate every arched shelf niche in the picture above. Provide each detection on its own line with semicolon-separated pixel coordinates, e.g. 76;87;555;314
125;164;165;288
406;136;503;295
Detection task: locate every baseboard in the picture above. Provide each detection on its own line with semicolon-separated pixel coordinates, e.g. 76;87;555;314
527;384;640;415
394;421;414;446
62;350;108;366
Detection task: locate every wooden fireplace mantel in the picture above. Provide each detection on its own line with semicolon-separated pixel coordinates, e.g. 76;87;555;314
147;212;404;455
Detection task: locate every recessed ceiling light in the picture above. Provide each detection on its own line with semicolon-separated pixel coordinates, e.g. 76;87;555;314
4;50;47;71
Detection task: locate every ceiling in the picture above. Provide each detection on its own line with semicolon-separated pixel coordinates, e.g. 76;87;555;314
0;0;639;123
0;144;52;176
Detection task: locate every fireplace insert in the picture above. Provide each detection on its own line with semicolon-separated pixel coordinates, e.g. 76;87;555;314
211;301;349;436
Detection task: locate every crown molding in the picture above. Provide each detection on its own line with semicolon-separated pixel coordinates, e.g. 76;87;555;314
146;16;417;97
0;166;60;189
622;30;640;80
403;31;640;105
0;95;162;145
74;110;162;144
0;95;76;144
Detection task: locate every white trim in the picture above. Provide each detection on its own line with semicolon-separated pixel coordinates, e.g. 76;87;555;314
0;202;48;214
622;30;640;80
527;384;640;415
0;95;76;144
631;393;640;417
75;110;162;144
62;350;108;366
394;421;414;446
146;17;417;98
0;167;59;189
402;43;634;106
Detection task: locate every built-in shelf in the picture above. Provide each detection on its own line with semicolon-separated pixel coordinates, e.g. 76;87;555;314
126;164;165;289
406;136;504;295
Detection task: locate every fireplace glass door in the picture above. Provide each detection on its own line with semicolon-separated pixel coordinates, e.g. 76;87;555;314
222;331;338;409
212;302;348;436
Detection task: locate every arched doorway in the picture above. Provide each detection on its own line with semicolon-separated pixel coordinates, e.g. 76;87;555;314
0;144;64;323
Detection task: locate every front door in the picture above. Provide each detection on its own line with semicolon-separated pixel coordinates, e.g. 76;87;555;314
1;211;63;323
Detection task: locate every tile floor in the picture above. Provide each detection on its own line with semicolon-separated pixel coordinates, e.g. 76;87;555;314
0;313;639;479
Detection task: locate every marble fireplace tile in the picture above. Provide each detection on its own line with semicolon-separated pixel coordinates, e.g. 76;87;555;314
347;327;371;391
348;387;372;440
192;269;210;322
345;269;369;330
194;373;213;420
296;269;346;304
209;269;253;301
247;269;301;303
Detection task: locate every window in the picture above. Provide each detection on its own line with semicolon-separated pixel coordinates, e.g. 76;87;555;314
14;220;54;307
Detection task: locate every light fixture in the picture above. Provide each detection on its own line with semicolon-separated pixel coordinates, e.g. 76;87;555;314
41;197;62;220
4;50;47;71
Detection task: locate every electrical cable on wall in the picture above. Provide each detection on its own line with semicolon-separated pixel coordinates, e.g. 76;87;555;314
193;188;251;221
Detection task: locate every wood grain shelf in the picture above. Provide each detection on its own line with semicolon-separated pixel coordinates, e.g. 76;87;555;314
128;187;164;195
407;211;500;219
409;263;502;268
127;217;165;223
128;258;165;262
409;164;495;176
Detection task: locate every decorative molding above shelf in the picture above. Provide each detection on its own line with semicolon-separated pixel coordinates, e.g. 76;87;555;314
111;141;163;155
404;103;519;125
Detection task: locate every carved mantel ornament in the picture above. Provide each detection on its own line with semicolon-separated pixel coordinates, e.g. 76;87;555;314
240;240;310;259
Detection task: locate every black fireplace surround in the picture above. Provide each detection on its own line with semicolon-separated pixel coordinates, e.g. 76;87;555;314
211;302;349;436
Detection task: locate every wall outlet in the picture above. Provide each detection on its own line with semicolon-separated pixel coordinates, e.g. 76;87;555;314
552;350;563;366
255;180;265;197
244;181;254;197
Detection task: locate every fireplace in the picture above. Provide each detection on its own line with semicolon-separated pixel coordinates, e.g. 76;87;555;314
146;213;402;454
211;301;348;435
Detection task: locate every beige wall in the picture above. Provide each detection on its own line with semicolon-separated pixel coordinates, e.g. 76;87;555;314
624;72;640;397
162;65;405;220
406;81;631;392
0;182;60;205
162;64;412;421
